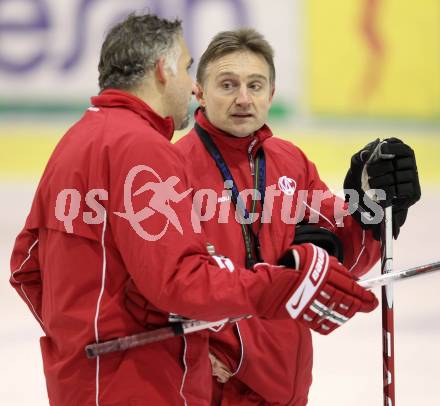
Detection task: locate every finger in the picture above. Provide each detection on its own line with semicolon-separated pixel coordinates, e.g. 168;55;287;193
394;170;416;184
309;310;339;334
381;142;414;158
365;185;396;202
357;289;379;312
316;321;337;335
395;182;415;197
353;278;378;302
368;174;395;188
338;296;360;319
384;137;403;144
328;268;377;305
394;156;416;170
367;160;394;177
359;295;379;312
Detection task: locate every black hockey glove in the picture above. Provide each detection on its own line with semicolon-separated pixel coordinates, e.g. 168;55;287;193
343;138;421;240
292;223;344;263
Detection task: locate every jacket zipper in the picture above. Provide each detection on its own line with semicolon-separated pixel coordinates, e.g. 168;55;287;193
247;138;258;175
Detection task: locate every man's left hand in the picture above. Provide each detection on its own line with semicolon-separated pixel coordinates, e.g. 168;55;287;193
344;138;421;239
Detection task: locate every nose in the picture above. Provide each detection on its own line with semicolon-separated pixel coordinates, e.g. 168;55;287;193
235;85;251;106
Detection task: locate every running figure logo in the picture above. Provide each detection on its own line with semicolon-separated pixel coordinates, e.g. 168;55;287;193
278;176;297;196
115;165;192;241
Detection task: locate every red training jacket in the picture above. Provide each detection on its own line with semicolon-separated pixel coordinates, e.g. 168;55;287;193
10;90;314;405
175;109;381;405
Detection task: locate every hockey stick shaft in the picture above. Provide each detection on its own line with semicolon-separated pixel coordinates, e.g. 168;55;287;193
85;318;230;358
381;206;395;405
85;260;440;359
85;325;178;358
359;260;440;290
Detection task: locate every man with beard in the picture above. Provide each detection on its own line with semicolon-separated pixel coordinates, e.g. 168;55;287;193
10;14;382;406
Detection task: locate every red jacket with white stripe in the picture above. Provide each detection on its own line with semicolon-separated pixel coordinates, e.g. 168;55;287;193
10;90;314;406
175;109;381;405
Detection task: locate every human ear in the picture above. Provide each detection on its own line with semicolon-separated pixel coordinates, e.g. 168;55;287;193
155;57;167;84
269;85;275;102
194;83;206;107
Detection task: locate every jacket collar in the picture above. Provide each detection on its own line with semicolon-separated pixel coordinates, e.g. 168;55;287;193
91;89;175;141
194;107;272;153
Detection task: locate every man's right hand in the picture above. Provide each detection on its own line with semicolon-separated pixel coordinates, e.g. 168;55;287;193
276;243;378;335
125;243;378;336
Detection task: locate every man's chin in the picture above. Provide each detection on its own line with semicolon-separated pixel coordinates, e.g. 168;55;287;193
228;124;259;138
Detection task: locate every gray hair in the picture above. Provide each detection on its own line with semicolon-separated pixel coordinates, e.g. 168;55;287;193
98;12;182;91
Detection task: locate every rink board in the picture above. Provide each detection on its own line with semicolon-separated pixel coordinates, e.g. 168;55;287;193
1;124;439;405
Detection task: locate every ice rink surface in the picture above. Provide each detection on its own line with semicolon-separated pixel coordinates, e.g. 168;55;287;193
1;184;439;405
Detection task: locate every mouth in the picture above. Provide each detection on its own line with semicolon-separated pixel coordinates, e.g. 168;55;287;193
230;113;254;119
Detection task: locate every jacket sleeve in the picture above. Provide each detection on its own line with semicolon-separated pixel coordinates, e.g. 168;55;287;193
108;137;299;322
300;152;380;278
10;227;44;330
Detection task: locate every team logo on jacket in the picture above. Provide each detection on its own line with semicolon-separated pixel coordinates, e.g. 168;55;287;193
278;176;296;196
115;165;192;241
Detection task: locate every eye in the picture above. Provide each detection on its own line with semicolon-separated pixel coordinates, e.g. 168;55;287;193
221;81;235;90
249;82;262;91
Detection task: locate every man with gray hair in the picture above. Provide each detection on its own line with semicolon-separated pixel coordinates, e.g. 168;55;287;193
97;12;193;130
10;13;380;405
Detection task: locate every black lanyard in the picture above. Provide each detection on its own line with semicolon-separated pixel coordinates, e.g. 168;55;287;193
195;123;266;269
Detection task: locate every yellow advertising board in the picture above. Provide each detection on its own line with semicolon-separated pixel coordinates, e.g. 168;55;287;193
306;0;440;118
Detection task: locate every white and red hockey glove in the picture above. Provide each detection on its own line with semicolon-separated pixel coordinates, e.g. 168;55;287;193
277;243;378;335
